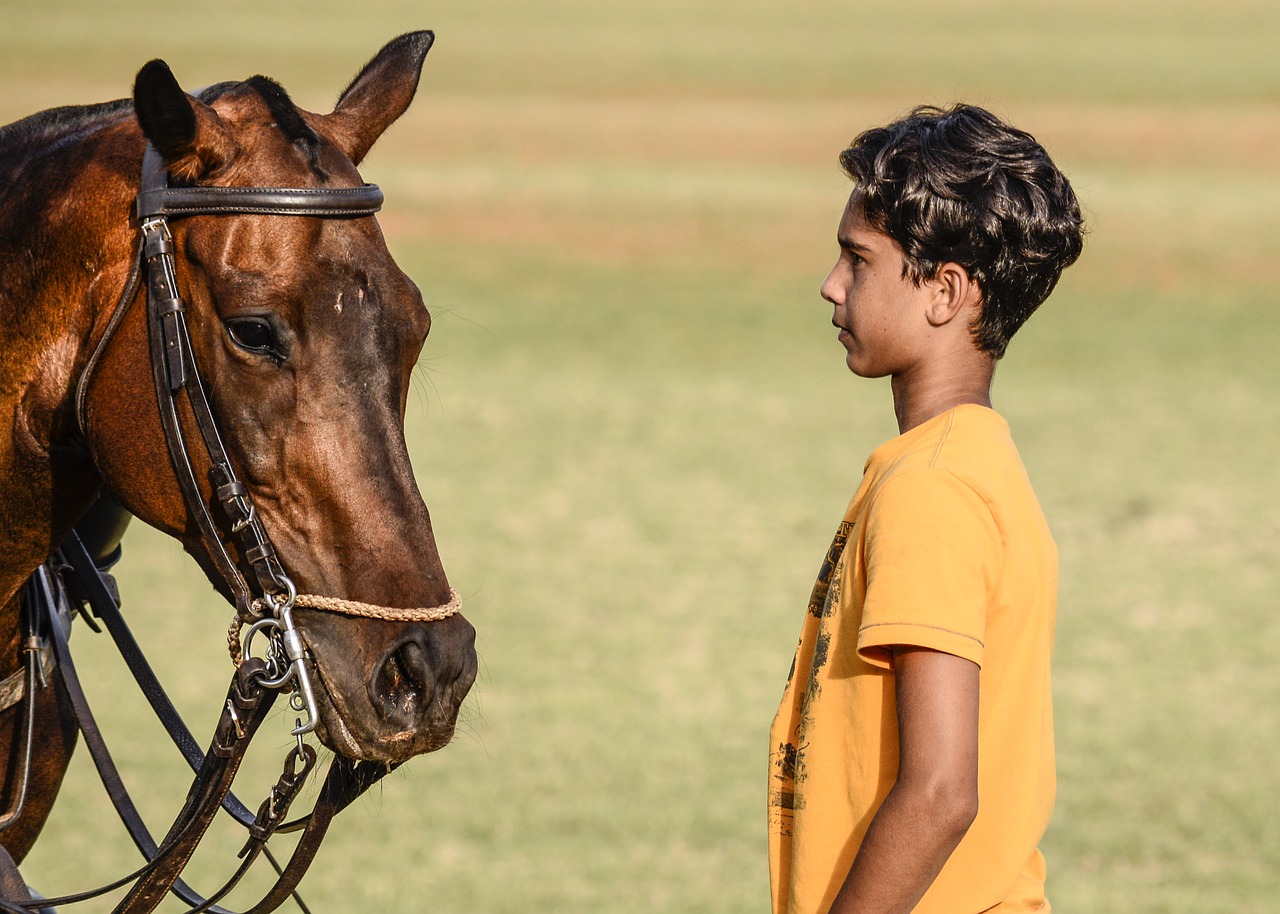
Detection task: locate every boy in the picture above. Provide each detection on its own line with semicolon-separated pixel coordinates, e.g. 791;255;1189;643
768;105;1084;914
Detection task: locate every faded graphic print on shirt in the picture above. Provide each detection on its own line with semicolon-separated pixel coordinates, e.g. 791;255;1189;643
770;519;854;831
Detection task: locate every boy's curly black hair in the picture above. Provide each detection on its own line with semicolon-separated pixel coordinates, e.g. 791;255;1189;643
839;104;1084;358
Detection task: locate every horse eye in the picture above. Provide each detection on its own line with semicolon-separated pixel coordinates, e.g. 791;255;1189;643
225;318;276;355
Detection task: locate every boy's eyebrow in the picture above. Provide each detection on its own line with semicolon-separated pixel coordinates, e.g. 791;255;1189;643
837;233;872;254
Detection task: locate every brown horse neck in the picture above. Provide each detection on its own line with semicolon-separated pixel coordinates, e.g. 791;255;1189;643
0;109;143;603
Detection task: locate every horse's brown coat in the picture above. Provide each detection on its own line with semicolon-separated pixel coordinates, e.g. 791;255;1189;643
0;32;476;866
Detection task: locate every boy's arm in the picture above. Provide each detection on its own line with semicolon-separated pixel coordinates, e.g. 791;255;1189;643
827;647;980;914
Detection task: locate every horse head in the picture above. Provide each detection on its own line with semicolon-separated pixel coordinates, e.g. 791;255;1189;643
81;33;477;764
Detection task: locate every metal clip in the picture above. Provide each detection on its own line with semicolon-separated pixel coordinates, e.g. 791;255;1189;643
226;698;246;740
21;635;48;689
229;499;256;533
239;735;317;856
238;581;320;737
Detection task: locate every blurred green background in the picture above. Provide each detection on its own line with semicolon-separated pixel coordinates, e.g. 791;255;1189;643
2;0;1278;911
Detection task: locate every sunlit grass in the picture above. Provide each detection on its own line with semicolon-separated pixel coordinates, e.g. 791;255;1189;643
3;1;1278;911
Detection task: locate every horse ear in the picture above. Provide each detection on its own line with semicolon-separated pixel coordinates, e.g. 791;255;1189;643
133;59;234;181
325;31;435;165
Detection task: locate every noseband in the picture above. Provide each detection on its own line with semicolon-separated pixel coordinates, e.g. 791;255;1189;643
75;144;461;736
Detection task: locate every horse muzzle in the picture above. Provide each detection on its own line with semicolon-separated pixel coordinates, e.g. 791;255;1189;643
300;612;477;763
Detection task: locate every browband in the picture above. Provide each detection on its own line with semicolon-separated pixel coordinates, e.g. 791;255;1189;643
136;146;384;220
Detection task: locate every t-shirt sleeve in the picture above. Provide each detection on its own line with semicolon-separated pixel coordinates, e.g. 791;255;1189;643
857;468;1001;669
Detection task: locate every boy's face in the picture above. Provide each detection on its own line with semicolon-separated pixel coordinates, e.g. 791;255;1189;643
820;194;934;379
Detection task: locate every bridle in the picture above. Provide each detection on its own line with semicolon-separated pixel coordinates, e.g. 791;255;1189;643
3;142;461;912
133;143;388;733
78;142;461;734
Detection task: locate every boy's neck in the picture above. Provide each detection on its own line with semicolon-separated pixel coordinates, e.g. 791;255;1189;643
889;358;995;435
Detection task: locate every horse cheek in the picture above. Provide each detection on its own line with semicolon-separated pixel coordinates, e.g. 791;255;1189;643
81;300;186;540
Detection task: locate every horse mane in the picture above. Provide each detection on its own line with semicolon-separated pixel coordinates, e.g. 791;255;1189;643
0;99;132;159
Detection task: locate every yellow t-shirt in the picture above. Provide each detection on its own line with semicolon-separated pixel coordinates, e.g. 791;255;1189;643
769;405;1057;914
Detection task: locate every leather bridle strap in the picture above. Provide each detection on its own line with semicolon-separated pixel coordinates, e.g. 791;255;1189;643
140;210;261;616
32;567;275;913
59;532;397;832
137;144;382;620
74;241;144;438
17;535;397;914
0;588;47;835
135;173;383;220
107;657;275;914
59;533;257;827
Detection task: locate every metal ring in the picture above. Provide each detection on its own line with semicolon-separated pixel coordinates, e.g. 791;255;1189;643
240;616;282;665
265;577;298;615
252;658;297;692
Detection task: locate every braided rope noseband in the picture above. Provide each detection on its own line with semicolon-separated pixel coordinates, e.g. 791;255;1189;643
228;589;462;664
267;589;463;623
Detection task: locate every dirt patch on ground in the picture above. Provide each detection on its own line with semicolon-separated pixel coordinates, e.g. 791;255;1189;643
371;93;1280;279
386;95;1280;175
381;199;829;275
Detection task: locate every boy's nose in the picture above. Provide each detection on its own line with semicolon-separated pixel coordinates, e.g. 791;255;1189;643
820;265;842;305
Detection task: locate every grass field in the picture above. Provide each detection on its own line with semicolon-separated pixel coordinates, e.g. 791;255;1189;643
2;1;1278;911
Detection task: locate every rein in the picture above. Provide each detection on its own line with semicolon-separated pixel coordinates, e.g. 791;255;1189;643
3;144;459;911
9;534;401;914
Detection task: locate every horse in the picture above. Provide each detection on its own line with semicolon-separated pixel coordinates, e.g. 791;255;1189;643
0;30;477;894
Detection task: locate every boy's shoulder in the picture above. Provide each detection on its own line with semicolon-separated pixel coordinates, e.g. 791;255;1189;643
864;405;1037;522
869;405;1015;480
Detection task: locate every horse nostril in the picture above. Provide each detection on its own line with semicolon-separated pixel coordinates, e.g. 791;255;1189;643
398;639;431;690
377;639;430;713
369;618;476;730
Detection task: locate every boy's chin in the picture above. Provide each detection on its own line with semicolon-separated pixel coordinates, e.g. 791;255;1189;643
844;354;886;379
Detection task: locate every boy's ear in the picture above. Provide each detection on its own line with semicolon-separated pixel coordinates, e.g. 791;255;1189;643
924;263;982;328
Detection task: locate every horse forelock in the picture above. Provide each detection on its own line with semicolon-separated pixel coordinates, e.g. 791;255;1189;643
242;75;325;175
